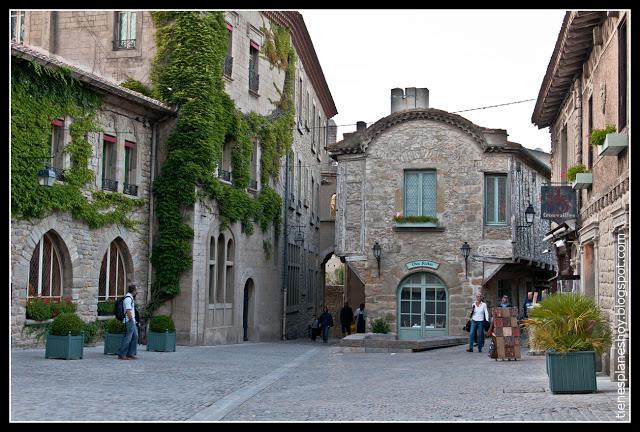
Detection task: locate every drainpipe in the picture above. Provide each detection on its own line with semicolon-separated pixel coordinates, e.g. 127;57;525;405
281;153;289;340
146;121;158;309
575;79;582;212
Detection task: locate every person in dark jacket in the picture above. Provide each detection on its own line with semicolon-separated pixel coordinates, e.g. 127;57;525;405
354;303;366;333
318;307;333;343
522;292;534;318
339;302;354;337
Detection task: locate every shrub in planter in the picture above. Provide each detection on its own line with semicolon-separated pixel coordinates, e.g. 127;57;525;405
26;297;51;321
566;164;588;183
371;317;391;334
46;313;85;360
147;315;176;352
589;124;617;146
104;318;126;355
523;293;612;394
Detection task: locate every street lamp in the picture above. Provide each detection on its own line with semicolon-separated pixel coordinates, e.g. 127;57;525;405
517;202;536;228
460;241;471;278
372;241;381;277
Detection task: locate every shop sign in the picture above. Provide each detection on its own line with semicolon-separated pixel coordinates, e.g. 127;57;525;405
406;260;439;270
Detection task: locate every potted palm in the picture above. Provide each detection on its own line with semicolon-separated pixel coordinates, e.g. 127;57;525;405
523;293;611;394
45;312;85;360
103;318;126;355
147;315;176;352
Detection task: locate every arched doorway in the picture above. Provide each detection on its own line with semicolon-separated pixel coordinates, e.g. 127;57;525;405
397;272;448;340
243;279;254;341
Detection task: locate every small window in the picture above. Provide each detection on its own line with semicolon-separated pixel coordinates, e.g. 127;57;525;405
102;134;118;191
116;11;137;49
50;119;65;180
249;41;259;93
311;104;316;148
297;77;303;128
249;138;258;190
404;170;436;217
28;232;62;300
224;23;233;77
11;11;25;43
219;139;232;183
98;240;127;301
123;141;137;196
485;174;507;225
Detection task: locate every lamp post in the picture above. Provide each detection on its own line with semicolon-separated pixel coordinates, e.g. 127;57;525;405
460;241;471;278
372;241;381;277
517;202;536;228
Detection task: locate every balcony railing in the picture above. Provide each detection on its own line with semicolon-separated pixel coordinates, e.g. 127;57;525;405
219;169;232;183
102;178;118;192
123;183;138;196
116;38;136;49
224;55;233;77
249;179;258;190
249;70;260;94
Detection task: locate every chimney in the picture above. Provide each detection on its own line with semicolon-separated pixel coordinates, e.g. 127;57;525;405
391;87;430;114
356;121;367;132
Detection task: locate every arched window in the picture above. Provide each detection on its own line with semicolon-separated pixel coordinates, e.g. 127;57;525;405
209;232;235;305
98;240;127;301
28;233;63;299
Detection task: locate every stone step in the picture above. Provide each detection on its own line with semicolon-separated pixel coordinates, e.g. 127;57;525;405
337;333;468;352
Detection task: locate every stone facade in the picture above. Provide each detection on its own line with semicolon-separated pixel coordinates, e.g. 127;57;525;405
532;11;630;379
10;45;176;347
16;11;339;345
329;97;553;338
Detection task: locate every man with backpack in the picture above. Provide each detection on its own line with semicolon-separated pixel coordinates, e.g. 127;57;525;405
117;284;138;360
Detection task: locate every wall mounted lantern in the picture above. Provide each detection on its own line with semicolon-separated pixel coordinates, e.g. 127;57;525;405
372;241;381;277
517;202;536;228
37;165;57;187
460;241;471;278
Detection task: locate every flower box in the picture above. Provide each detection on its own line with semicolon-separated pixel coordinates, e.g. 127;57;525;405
147;330;176;352
45;333;84;360
571;173;592;190
103;332;125;355
546;351;597;394
598;132;628;156
395;221;438;228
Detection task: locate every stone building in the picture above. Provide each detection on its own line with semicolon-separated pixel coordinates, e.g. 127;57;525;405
328;88;555;339
13;10;338;344
10;43;176;346
531;11;630;378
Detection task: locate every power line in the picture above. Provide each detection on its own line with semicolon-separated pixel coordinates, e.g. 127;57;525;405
451;98;537;114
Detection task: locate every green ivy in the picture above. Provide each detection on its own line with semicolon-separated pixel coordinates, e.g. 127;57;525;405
11;59;145;229
147;12;294;314
120;79;153;97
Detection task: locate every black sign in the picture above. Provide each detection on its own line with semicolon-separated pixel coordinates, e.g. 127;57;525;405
541;186;577;222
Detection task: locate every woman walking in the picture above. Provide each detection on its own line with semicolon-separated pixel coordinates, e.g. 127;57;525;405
467;292;489;353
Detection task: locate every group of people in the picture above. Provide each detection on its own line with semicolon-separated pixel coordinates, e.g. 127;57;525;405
310;302;367;343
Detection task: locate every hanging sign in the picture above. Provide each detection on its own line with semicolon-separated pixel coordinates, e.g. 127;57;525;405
406;260;439;270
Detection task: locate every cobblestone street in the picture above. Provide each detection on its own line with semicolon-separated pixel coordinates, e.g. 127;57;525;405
11;340;629;422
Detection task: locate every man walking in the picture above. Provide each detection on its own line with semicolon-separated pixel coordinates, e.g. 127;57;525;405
118;284;138;360
339;302;353;337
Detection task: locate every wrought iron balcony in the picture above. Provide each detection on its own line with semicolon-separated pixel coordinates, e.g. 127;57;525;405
219;169;232;183
249;70;260;93
102;178;118;192
249;179;258;190
224;55;233;77
116;38;136;49
123;183;138;196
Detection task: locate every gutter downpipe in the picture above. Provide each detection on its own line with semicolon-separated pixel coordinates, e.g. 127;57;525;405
282;153;290;340
146;121;157;309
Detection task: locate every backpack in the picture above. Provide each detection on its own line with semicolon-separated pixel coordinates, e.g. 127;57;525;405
114;295;128;321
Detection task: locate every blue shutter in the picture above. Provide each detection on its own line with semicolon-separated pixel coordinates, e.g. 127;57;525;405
422;171;436;217
404;172;420;216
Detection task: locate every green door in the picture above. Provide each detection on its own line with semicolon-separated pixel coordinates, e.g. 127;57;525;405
397;272;448;340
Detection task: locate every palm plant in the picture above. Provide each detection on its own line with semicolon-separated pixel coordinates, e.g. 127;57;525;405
522;292;611;354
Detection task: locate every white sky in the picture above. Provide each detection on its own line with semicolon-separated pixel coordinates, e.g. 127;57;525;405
302;9;567;152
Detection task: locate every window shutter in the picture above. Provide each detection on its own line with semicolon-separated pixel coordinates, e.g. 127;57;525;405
497;175;506;222
129;12;136;40
486;176;496;223
404;172;420;216
421;171;436;217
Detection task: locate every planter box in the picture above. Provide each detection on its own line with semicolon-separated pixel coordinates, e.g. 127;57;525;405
394;222;438;228
598;132;628;156
571;173;592;190
546;351;597;394
147;331;176;352
45;334;84;360
104;332;125;355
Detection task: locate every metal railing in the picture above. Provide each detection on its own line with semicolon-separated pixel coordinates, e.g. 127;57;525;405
116;38;136;49
249;70;259;93
224;55;233;77
219;169;232;183
102;178;118;192
123;183;138;196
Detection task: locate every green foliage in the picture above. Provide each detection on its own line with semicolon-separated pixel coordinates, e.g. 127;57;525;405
261;23;292;71
371;317;391;334
106;318;126;334
149;315;176;333
97;300;116;316
523;293;612;354
335;266;345;285
393;215;438;224
121;79;153;97
589;124;617;146
51;299;76;317
147;12;293;314
49;313;85;336
11;58;144;228
566;164;589;182
25;298;52;321
82;319;104;345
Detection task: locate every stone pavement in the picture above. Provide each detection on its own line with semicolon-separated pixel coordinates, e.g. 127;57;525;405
10;339;630;422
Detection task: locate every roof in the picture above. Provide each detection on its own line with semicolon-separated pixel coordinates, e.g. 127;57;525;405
531;11;607;128
262;11;337;118
11;43;177;117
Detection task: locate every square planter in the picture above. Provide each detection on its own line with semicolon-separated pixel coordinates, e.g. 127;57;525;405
598;132;628;156
103;332;125;355
147;330;176;352
546;351;597;394
571;173;592;190
45;334;84;360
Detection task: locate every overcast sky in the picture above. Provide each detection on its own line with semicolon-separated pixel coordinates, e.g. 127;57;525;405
302;9;567;152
